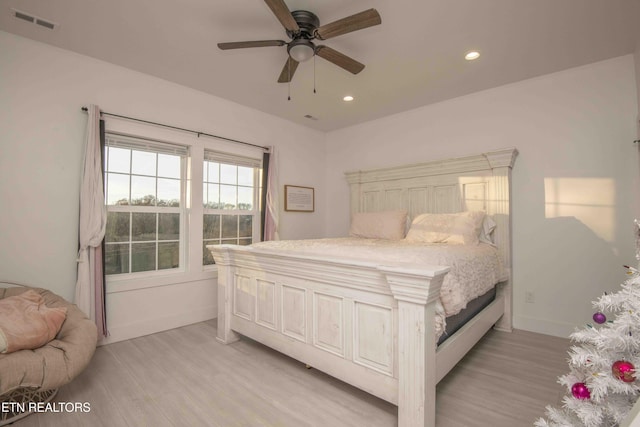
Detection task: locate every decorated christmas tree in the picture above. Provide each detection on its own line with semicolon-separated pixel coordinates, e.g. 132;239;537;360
535;222;640;426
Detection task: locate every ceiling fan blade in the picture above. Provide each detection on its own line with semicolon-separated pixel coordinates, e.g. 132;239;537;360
315;46;365;75
218;40;287;50
315;8;381;40
277;57;299;83
264;0;300;33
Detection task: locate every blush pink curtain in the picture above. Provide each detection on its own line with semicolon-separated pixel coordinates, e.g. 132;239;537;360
75;104;108;337
264;146;279;241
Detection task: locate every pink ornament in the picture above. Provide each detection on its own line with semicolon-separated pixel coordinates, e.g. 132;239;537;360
612;360;636;383
592;312;606;324
571;382;591;399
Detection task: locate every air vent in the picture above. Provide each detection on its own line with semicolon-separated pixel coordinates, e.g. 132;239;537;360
36;19;56;30
12;9;57;30
14;11;34;23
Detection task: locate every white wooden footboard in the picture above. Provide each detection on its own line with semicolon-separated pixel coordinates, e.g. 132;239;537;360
210;245;452;427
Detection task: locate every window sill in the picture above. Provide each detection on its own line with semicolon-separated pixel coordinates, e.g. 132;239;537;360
106;268;218;294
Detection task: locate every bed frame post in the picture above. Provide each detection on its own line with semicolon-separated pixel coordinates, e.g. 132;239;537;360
484;149;518;332
381;265;449;427
210;246;240;344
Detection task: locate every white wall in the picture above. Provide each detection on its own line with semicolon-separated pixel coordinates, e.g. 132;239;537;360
635;44;640;139
0;31;326;343
325;55;640;337
634;44;640;222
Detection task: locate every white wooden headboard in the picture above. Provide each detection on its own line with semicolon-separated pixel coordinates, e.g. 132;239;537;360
344;148;518;330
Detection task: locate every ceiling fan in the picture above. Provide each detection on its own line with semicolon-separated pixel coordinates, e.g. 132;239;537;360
217;0;381;83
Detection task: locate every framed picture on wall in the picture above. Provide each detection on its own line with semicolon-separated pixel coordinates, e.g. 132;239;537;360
284;185;314;212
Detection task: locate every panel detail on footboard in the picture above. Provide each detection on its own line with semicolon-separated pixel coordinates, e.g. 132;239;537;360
281;285;307;342
313;292;345;357
233;274;253;321
256;279;277;330
354;302;394;376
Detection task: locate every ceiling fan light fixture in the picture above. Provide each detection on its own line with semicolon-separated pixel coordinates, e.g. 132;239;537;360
288;39;315;62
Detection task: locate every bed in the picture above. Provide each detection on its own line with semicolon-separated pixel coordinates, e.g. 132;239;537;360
208;148;518;427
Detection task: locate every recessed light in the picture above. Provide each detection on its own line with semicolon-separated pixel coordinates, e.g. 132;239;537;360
465;51;480;61
343;95;354;102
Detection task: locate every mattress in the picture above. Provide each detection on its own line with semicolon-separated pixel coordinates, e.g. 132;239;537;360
437;287;496;345
250;237;507;338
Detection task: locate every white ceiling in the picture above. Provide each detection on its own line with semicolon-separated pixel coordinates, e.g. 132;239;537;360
2;0;639;132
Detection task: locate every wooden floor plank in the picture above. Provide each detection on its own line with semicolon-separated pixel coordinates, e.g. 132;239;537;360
13;321;569;427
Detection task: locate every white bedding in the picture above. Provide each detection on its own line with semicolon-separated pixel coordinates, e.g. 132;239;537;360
250;238;507;337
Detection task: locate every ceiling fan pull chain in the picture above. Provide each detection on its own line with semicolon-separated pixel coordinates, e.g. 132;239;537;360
313;55;317;94
288;59;291;101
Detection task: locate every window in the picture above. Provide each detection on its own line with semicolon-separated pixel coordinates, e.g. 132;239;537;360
104;134;187;275
102;131;264;282
202;150;261;265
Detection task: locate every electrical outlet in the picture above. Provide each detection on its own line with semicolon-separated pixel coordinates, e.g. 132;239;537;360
525;291;535;304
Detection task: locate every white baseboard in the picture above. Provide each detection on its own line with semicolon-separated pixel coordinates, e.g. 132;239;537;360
99;305;216;345
513;315;575;338
99;277;217;345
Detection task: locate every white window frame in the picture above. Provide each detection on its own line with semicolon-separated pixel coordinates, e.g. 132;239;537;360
104;133;188;279
102;122;265;294
202;150;262;267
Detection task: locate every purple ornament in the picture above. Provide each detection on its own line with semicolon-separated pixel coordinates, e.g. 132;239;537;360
571;382;591;400
593;312;606;324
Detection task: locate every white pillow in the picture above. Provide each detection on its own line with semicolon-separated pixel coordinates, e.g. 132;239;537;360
479;215;497;245
349;210;408;240
405;211;486;245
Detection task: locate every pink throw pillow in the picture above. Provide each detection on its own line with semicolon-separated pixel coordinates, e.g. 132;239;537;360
349;210;408;240
0;290;67;354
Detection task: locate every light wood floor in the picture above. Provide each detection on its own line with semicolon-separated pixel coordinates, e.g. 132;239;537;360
15;320;569;427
